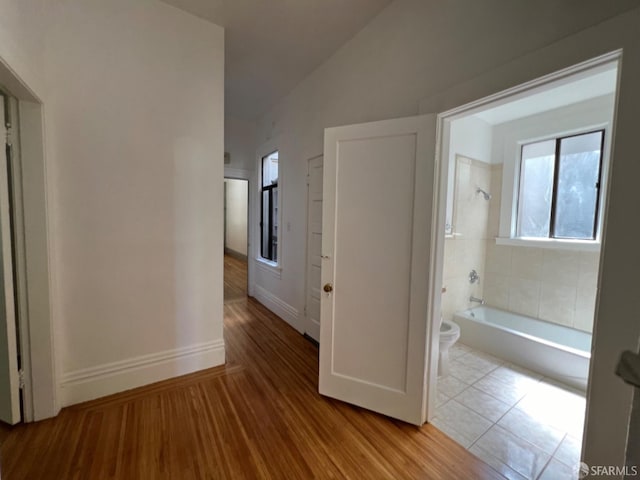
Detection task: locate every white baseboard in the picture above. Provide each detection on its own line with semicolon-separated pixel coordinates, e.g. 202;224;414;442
224;247;248;261
253;285;301;332
59;340;225;407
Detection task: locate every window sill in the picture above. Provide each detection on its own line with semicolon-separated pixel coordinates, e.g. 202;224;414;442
495;237;600;252
255;257;282;279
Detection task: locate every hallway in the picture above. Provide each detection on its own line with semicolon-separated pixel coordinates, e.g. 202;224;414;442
224;254;248;303
0;259;503;479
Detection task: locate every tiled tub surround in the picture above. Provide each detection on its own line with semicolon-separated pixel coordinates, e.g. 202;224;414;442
442;156;496;322
433;343;585;480
484;244;599;334
483;163;599;334
443;160;600;333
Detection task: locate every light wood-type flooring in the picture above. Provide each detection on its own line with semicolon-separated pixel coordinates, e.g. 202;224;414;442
0;255;503;479
224;253;248;303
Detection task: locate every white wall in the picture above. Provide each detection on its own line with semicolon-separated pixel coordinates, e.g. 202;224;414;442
445;116;493;234
225;116;257;175
224;179;248;256
0;0;45;100
449;117;494;164
0;0;226;407
252;0;640;469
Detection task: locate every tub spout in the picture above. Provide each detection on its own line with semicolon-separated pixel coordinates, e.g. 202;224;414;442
469;296;485;305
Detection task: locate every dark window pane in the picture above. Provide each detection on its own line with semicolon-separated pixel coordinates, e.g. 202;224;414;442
271;187;278;262
261;190;271;258
260;151;279;261
554;132;602;239
518;140;555;238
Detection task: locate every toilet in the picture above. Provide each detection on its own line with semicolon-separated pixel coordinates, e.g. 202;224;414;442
438;318;461;377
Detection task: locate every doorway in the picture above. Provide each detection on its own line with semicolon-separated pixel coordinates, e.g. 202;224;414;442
0;91;23;426
429;55;619;478
0;58;55;423
223;178;249;304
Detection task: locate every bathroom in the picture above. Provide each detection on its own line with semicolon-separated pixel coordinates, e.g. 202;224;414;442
433;60;617;479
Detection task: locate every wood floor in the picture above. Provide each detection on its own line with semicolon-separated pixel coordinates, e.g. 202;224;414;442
224;253;248;303
0;255;503;479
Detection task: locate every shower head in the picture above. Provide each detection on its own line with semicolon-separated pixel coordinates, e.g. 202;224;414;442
476;187;492;201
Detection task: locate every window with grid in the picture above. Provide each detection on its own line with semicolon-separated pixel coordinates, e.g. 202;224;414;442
517;130;604;240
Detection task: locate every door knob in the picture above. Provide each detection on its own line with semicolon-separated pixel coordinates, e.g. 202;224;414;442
323;283;333;293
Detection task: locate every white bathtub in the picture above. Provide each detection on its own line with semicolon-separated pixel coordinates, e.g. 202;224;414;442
453;306;592;390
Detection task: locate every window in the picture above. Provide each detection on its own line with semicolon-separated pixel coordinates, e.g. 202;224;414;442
517;130;604;240
260;151;279;262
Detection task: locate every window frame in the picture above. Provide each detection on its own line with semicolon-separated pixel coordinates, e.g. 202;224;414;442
260;163;278;261
515;129;605;241
255;141;282;275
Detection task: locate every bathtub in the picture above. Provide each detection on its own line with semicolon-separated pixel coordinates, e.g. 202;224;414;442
453;306;591;391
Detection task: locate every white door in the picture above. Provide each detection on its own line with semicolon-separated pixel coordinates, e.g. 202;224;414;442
0;95;21;425
304;156;323;342
319;114;437;425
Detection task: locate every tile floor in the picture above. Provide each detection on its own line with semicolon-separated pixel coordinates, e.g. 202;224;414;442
433;342;586;480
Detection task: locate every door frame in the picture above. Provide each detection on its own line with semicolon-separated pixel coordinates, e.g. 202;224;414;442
1;92;33;423
426;51;622;420
223;177;250;261
0;56;57;421
223;168;252;294
303;154;322;342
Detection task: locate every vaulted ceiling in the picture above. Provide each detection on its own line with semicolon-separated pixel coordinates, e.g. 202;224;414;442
161;0;391;121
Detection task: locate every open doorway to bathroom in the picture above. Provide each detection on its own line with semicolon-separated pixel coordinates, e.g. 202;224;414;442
432;55;619;479
223;178;249;304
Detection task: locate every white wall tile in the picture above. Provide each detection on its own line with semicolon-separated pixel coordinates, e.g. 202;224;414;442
443;157;492;320
511;247;543;281
580;251;600;269
487;204;501;239
488;165;503;240
574;285;597;332
509;277;541;318
483;243;598;332
539;284;577;327
484;273;510;310
542;250;580;286
445;242;466;280
443;238;456;280
578;252;599;290
442;278;468;321
486;243;512;275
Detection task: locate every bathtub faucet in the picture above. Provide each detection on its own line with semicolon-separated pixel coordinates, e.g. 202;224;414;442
469;296;486;305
